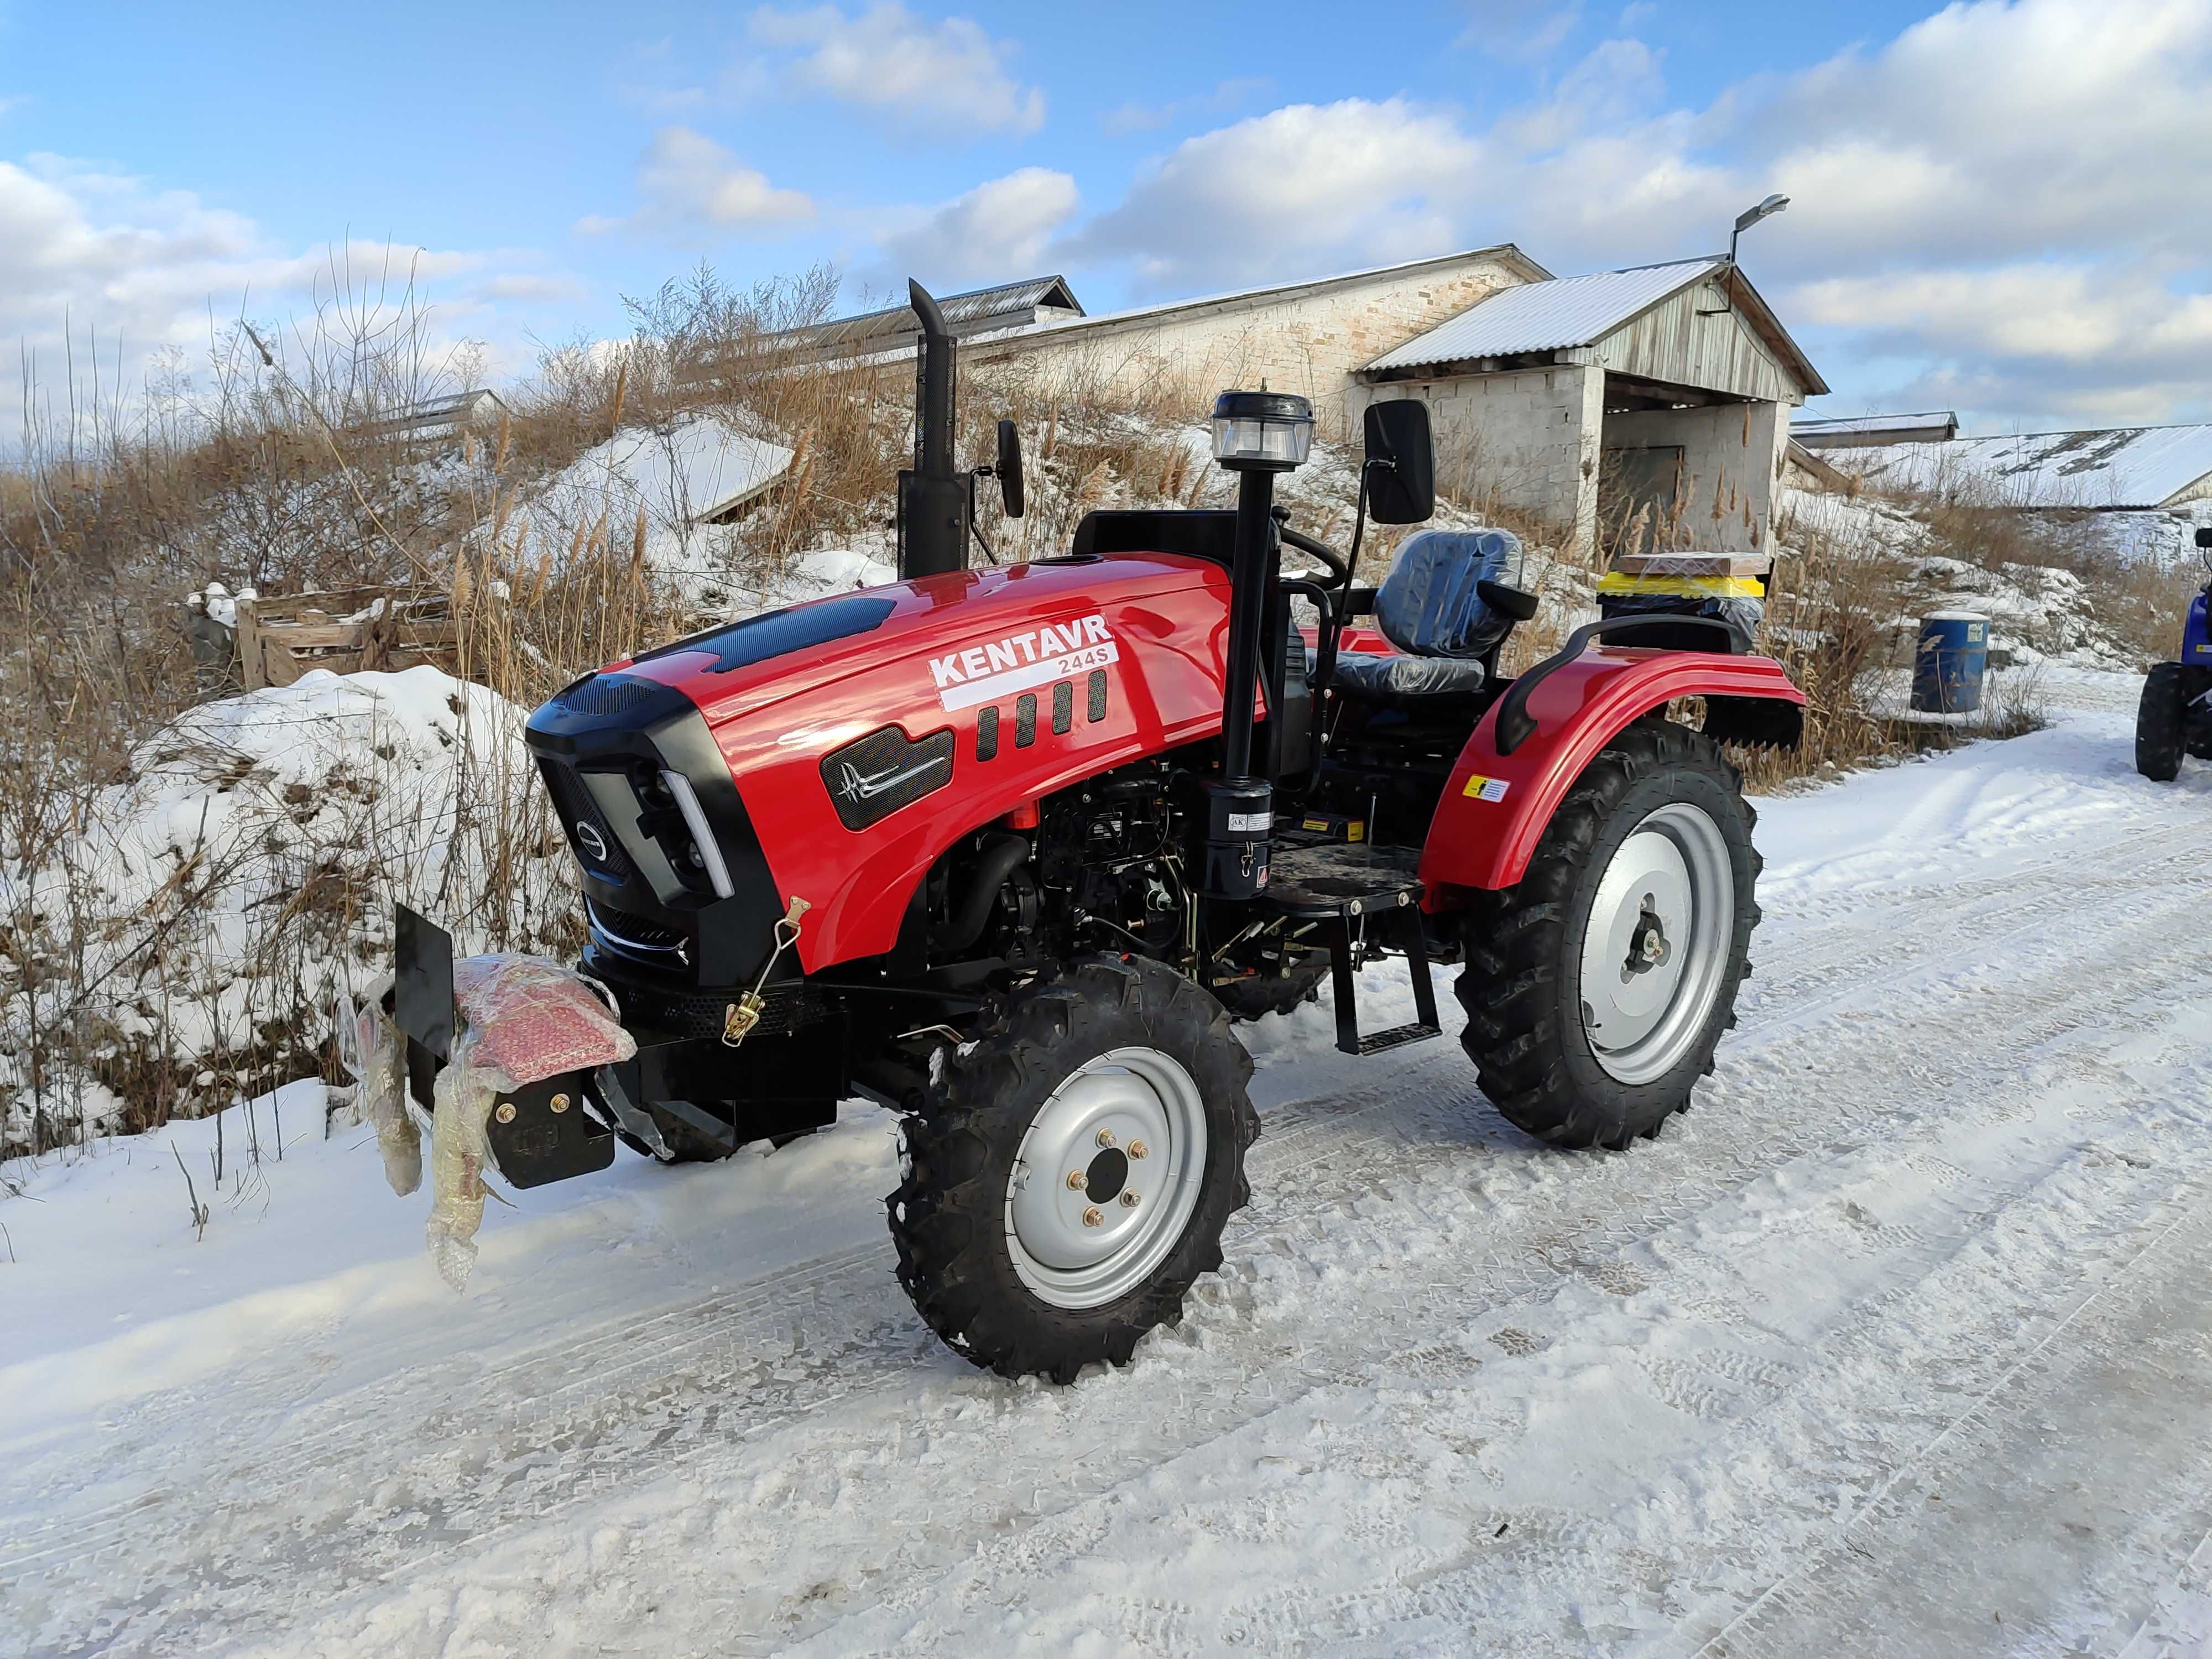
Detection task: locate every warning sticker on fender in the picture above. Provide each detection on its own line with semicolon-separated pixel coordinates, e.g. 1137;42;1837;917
1462;775;1511;802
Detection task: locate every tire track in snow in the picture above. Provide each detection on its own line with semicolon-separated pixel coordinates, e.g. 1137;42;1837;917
1683;1186;2212;1659
6;826;2206;1653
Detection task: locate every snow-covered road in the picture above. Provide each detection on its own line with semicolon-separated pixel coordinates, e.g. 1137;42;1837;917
6;670;2210;1658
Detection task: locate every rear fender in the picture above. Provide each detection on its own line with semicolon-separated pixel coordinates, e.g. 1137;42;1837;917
1418;649;1806;895
2184;588;2210;666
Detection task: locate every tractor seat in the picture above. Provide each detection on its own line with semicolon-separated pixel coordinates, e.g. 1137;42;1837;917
1329;527;1525;698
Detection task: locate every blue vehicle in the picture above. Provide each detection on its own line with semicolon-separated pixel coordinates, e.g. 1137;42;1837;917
2136;525;2212;781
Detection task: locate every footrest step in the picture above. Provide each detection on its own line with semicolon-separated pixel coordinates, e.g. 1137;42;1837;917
1354;1021;1443;1056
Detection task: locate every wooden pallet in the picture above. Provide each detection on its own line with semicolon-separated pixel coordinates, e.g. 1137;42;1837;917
235;588;457;689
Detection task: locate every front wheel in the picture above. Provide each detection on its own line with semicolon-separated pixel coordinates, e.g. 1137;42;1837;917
888;956;1258;1383
2136;661;2187;781
1457;721;1760;1150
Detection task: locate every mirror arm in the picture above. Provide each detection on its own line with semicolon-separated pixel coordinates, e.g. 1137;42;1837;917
965;471;999;565
1349;461;1376;572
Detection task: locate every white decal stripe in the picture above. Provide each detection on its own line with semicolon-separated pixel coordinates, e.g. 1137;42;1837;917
937;640;1119;711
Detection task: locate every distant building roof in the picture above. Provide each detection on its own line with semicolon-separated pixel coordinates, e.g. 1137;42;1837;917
1363;257;1827;400
1825;422;2212;510
363;388;509;439
1793;410;1958;448
798;275;1083;354
1368;259;1728;368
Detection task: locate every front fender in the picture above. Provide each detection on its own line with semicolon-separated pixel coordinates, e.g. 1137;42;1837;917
1418;648;1806;894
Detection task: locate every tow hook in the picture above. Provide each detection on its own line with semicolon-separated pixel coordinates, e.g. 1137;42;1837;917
723;896;812;1048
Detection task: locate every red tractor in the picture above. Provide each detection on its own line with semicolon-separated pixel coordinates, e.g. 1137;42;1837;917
393;283;1805;1383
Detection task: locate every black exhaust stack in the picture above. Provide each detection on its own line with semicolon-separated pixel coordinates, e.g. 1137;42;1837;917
896;280;969;581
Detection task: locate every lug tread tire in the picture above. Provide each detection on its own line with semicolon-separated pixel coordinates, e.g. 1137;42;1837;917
1454;722;1759;1152
2137;662;2188;781
888;956;1258;1385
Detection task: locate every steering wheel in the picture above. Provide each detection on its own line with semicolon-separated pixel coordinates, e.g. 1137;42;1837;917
1277;523;1352;589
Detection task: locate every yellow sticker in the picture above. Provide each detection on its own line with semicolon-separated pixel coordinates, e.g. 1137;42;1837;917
1462;774;1511;803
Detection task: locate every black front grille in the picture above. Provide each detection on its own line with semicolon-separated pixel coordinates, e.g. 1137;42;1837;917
539;760;635;880
586;900;688;967
613;979;829;1041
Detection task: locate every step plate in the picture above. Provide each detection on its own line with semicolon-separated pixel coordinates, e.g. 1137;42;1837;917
1266;842;1425;919
1354;1021;1443;1056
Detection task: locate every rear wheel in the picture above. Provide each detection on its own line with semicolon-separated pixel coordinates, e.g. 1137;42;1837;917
1456;721;1759;1150
2136;662;2187;781
889;956;1258;1383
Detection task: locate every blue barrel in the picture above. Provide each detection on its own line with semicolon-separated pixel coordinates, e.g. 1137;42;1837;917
1912;611;1990;713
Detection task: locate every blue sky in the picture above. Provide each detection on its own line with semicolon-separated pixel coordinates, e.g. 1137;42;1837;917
3;0;2208;434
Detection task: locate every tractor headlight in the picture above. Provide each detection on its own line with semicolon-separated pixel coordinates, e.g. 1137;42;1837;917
1211;390;1314;472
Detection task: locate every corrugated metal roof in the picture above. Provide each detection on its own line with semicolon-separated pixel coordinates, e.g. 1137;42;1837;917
1365;258;1724;372
807;275;1081;347
1793;410;1958;438
1823;424;2212;509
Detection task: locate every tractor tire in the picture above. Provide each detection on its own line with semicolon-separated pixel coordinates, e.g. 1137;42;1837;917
888;956;1258;1384
2136;662;2187;781
1455;721;1759;1151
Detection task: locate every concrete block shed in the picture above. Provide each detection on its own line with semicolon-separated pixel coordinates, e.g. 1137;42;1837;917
792;249;1826;559
1352;258;1827;556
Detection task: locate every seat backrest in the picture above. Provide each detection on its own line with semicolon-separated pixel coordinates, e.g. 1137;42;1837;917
1373;528;1525;659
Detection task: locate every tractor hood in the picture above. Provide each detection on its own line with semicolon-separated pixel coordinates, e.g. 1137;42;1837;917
528;552;1240;980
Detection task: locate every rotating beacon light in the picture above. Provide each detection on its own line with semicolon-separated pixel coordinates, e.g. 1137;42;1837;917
1197;390;1314;902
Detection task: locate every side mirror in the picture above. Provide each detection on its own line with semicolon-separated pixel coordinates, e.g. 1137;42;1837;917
1363;400;1435;525
2196;527;2211;549
995;419;1025;519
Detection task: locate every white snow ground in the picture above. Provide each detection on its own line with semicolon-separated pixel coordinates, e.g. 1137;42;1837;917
4;668;2211;1658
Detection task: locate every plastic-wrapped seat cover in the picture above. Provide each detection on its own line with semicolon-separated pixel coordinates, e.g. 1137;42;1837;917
1332;528;1524;698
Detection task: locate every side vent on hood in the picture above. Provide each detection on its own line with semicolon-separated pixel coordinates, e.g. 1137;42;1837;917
820;725;954;831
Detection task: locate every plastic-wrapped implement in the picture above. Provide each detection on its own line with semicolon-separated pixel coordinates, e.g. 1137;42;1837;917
412;956;637;1292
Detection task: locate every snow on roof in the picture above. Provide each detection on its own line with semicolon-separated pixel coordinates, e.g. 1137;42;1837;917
544;419;795;527
1365;258;1725;372
1823;424;2212;510
1793;410;1958;439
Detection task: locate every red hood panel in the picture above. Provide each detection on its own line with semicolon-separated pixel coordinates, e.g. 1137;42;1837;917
642;554;1238;970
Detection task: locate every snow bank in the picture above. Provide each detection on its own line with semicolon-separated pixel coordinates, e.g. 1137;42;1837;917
0;666;573;1155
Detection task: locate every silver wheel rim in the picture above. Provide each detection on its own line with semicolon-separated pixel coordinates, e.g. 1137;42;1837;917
1005;1046;1209;1310
1577;801;1735;1086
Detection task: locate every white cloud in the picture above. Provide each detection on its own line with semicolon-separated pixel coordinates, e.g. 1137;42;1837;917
1060;0;2212;425
0;154;561;440
578;127;814;239
1457;0;1584;59
873;167;1079;289
1100;77;1272;139
748;3;1045;137
1069;99;1484;291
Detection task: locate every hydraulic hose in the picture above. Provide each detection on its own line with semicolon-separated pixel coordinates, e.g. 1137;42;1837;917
931;833;1031;956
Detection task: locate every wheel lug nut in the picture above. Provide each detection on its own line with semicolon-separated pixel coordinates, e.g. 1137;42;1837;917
1095;1129;1117;1148
494;1102;517;1124
1119;1190;1139;1208
1082;1206;1103;1228
1067;1171;1088;1191
1128;1140;1149;1160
